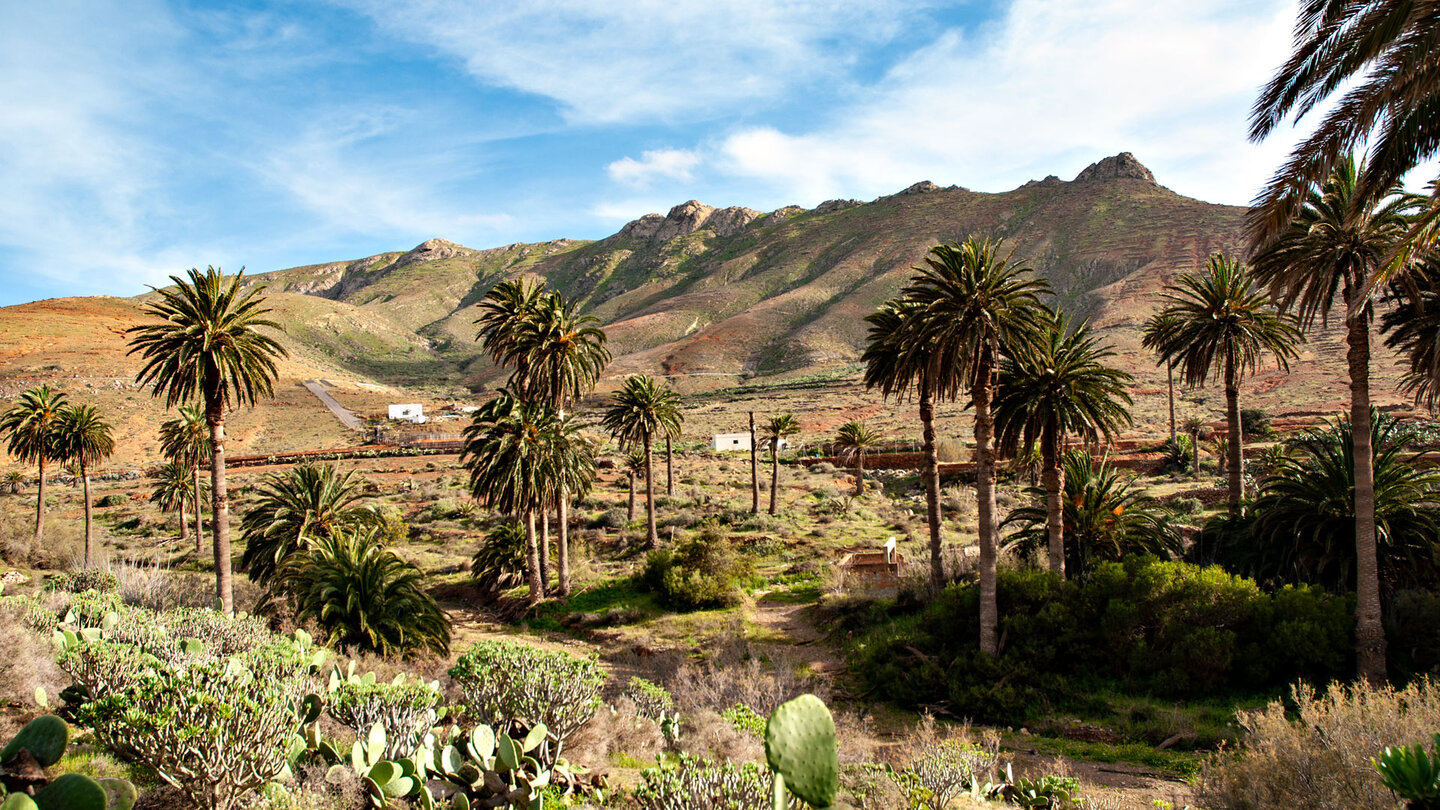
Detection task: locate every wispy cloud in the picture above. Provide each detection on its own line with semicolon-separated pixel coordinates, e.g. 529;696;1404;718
332;0;936;124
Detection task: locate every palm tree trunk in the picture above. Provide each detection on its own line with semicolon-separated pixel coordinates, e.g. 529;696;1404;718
749;412;759;515
539;511;550;597
178;499;189;547
1042;423;1064;579
558;490;570;597
1348;301;1386;683
205;396;234;615
1167;363;1177;444
627;473;636;521
193;464;204;558
855;451;866;497
34;455;46;546
666;435;674;497
974;353;1000;656
1192;429;1201;479
644;435;658;548
919;387;944;596
81;461;93;568
524;507;542;607
1224;353;1244;515
768;440;780;516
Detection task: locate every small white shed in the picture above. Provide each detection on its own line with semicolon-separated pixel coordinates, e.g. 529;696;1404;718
388;404;424;422
711;433;788;452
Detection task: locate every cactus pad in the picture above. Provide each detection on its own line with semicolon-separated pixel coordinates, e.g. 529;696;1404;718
1;715;69;768
33;773;108;810
765;694;838;808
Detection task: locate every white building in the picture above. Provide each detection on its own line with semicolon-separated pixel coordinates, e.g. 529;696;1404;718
711;433;788;452
388;404;425;423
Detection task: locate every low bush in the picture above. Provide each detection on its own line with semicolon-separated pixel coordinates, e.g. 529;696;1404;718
623;677;676;720
846;557;1353;723
591;508;630;530
327;679;440;759
633;753;773;810
1240;407;1272;437
1196;679;1440;810
449;639;606;761
45;568;119;594
640;526;752;610
810;461;837;474
95;493;128;507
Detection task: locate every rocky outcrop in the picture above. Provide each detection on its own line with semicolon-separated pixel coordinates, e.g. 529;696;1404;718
1073;152;1156;183
620;201;762;241
391;238;477;270
815;198;861;214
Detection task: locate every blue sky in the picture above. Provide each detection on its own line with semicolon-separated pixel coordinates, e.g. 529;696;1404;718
0;0;1339;306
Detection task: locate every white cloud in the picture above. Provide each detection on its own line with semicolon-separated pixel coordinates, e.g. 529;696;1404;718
671;1;1311;208
333;0;932;124
607;148;702;186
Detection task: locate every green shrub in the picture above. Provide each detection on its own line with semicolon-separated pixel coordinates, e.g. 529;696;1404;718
592;508;630;529
720;704;767;738
95;494;128;508
1240;408;1272;437
79;636;314;810
327;679;440;759
449;639;605;761
640;527;752;610
633;753;772;810
623;677;676;720
45;569;119;594
847;558;1352;723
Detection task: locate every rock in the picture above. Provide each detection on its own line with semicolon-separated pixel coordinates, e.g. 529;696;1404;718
704;205;763;236
898;180;942;195
1;570;28;586
392;238;476;269
1073;152;1156;183
815;199;861;214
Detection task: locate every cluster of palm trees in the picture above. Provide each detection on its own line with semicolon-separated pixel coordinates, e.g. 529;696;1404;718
863;237;1132;656
0;385;115;567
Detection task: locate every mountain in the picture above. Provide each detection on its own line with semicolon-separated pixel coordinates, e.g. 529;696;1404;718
0;152;1414;465
243;152;1252;390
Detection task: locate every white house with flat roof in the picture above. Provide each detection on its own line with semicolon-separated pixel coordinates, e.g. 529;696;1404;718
711;432;788;452
388;404;425;423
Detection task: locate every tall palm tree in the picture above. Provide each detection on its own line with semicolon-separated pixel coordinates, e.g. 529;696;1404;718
992;314;1133;578
150;461;204;548
1251;156;1421;683
53;404;115;567
1140;312;1183;444
0;385;69;547
601;375;681;549
238;463;374;587
864;298;946;591
1159;255;1303;515
834;420;883;496
159;404;211;557
476;282;609;597
1247;0;1440;247
463;392;593;605
763;414;800;516
749;411;760;514
4;470;24;495
891;238;1052;655
1182;416;1208;479
127;266;288;614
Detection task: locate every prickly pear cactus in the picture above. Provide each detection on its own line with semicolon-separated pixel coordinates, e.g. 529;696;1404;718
1;715;69;768
765;694;838;809
32;773;108;810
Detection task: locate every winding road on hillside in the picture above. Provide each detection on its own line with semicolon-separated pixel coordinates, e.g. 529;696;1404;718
303;379;363;430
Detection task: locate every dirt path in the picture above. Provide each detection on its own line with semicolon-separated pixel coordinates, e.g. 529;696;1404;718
749;595;844;678
303;379;364;430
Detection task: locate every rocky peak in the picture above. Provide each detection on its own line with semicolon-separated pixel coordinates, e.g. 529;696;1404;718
1073;152;1156;184
393;238;476;269
619;201;763;241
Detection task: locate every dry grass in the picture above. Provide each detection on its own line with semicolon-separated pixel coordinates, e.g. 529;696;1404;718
0;602;65;707
566;697;667;770
1197;679;1440;810
668;643;825;716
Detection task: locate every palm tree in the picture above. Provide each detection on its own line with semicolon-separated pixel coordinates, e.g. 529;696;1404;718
1384;255;1440;408
278;526;450;658
864;298;946;591
763;414;800;515
0;385;69;547
1182;416;1208;479
463;392;593;605
1246;408;1440;596
601;375;681;548
239;463;374;587
4;470;24;495
53;404;115;567
1251;156;1422;683
150;462;202;547
1002;451;1181;579
623;447;646;521
475;282;608;598
1247;0;1440;247
749;411;760;514
1159;255;1303;515
992;314;1133;578
890;238;1052;655
1140;312;1183;444
159;404;211;557
127;266;288;614
834;420;882;496
471;521;528;594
